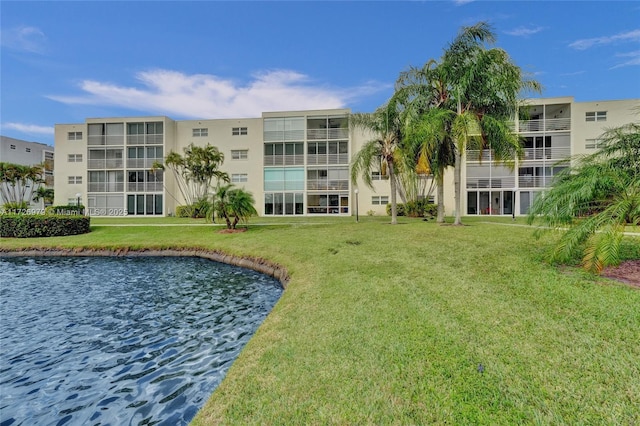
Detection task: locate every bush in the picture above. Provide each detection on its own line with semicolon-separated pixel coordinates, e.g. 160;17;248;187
0;214;90;238
176;198;212;218
386;200;437;218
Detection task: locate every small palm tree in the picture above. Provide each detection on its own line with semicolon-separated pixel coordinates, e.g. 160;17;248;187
527;121;640;273
33;187;55;206
213;184;258;230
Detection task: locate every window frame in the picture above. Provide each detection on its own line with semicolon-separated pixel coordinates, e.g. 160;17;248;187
231;149;248;160
192;128;208;137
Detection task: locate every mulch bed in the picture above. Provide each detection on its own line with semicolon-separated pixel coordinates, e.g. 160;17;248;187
601;260;640;288
217;228;247;234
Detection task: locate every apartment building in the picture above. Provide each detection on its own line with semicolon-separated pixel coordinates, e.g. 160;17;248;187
0;136;55;208
464;97;638;217
53;97;638;217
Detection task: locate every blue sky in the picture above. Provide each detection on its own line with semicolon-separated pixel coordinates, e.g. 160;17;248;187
1;1;639;146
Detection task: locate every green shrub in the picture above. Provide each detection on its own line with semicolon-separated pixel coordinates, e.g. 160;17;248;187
0;214;90;238
2;201;28;210
176;198;212;218
386;200;437;217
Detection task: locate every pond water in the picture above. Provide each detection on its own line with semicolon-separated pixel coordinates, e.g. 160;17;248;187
0;256;283;426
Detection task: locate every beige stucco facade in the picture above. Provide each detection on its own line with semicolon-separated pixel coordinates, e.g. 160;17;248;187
52;97;638;218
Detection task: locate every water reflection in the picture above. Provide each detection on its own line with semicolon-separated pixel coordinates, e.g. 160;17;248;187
0;256;282;425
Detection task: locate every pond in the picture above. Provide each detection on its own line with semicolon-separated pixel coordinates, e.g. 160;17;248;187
0;256;283;425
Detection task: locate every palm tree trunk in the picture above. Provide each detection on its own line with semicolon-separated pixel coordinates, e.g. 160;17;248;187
389;160;398;225
437;171;445;223
454;148;463;225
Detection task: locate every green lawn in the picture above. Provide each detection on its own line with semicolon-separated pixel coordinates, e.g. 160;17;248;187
1;216;639;424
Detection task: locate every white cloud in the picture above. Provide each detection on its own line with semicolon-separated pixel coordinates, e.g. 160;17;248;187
0;26;47;53
569;29;640;50
453;0;474;5
49;69;386;118
504;26;544;37
2;122;55;135
610;50;640;69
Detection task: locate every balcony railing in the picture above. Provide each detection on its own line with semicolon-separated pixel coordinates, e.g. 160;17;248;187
307;128;349;140
127;158;162;168
518;176;555;188
263;155;304;166
306;180;349;191
88;183;124;192
522;146;570;161
263;130;305;142
88;159;124;169
307;154;349;165
466;177;516;189
518;118;571;132
127;182;163;192
467;146;570;163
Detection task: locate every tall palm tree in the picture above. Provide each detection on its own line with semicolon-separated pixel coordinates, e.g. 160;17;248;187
350;98;404;224
441;21;541;225
527;121;640;273
396;61;456;223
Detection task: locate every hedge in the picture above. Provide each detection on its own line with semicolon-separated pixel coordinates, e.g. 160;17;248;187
386;201;437;218
0;214;90;238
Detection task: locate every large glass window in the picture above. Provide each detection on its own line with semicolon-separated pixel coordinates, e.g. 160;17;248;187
264;167;304;191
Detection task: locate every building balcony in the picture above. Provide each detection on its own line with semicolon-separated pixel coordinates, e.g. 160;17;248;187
306;154;349;165
518;176;555;188
522;146;570;161
466;176;516;189
307;128;349;140
88;183;124;192
518;118;571;132
88;159;124;169
306;179;349;191
127;158;162;168
127;182;163;192
263;155;305;166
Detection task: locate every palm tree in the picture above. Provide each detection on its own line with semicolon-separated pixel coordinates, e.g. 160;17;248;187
527;121;640;273
213;184;258;230
350;98;404;224
408;22;540;225
396;61;456;223
33;187;54;206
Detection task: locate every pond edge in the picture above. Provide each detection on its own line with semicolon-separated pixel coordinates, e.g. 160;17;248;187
0;248;290;289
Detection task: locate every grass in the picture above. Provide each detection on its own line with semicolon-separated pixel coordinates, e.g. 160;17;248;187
2;216;639;424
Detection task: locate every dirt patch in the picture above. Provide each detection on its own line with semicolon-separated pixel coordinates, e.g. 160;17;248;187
601;260;640;288
217;228;247;234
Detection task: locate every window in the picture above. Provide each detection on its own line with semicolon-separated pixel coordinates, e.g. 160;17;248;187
231;149;248;160
232;127;248;136
68;154;83;162
193;128;208;137
231;173;248;183
371;196;389;205
586;111;606;122
585;139;603;149
68;176;83;184
68;132;83;140
10;144;16;149
371;171;388;180
25;148;31;153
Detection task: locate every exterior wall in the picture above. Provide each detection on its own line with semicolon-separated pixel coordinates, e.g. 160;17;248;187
571;99;638;157
173;117;264;214
1;135;55;208
53;124;86;207
52;97;639;218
